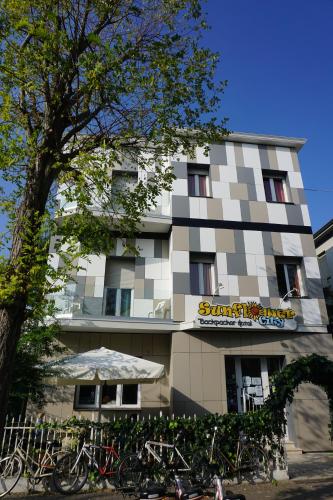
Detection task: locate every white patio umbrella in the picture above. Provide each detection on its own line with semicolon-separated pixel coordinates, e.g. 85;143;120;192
46;347;165;421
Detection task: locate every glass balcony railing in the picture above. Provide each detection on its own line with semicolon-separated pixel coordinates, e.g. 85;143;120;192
53;288;171;320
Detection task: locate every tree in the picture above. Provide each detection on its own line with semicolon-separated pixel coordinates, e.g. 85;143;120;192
8;301;63;419
0;0;227;430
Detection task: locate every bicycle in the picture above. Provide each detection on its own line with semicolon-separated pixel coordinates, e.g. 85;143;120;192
192;428;270;486
118;437;191;490
0;438;63;498
52;441;122;494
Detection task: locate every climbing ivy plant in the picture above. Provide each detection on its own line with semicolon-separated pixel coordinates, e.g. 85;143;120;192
264;353;333;439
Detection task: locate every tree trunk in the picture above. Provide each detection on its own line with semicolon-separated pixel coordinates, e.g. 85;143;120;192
0;301;26;432
0;156;54;433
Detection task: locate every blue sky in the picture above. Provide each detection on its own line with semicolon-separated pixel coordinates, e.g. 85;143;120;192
0;0;331;238
203;0;333;231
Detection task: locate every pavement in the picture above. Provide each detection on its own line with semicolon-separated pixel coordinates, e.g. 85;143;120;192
8;451;333;499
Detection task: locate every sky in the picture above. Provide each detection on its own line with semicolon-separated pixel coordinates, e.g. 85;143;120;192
203;0;333;231
0;0;332;237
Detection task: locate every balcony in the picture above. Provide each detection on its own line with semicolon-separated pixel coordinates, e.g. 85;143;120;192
53;287;171;320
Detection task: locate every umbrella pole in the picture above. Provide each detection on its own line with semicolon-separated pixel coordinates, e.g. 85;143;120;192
97;382;103;424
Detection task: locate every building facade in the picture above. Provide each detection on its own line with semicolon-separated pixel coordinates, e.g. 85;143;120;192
47;132;333;452
314;219;333;332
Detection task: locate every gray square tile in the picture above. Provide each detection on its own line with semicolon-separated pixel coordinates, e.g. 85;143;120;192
172;196;190;218
306;278;324;299
144;279;154;299
259;145;270;170
172;162;188;179
227;253;247;275
237;167;255;185
240;200;251;222
234;143;245;166
262;232;273;255
189;227;201;251
154;240;162;258
286;205;304;226
173;272;191;294
135;257;145;279
209;143;227;164
234;230;245;254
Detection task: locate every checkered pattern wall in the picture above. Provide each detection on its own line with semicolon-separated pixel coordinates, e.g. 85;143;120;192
170;141;327;327
171;142;310;225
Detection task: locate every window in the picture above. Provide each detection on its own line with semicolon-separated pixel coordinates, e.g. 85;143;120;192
75;384;140;409
190;253;215;295
275;258;304;298
262;171;287;203
111;171;138;197
187;164;210;197
104;258;134;316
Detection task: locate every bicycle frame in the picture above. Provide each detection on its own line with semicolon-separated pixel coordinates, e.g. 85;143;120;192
69;443;120;477
144;441;190;471
207;429;243;474
9;440;60;479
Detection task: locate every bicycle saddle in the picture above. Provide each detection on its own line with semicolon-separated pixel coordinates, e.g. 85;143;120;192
139;485;166;500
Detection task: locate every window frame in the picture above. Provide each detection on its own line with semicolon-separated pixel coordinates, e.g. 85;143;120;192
74;383;141;410
275;258;306;298
103;287;133;317
190;253;215;296
187;164;211;198
262;170;288;203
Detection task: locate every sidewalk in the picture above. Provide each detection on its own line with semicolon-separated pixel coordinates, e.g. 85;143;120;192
288;451;333;481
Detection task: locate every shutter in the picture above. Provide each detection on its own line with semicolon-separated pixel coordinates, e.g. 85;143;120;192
105;258;135;288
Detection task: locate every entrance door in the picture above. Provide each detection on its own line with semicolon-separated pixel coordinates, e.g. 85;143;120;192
226;356;275;413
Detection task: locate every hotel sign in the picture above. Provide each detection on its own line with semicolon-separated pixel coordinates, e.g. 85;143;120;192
196;301;297;330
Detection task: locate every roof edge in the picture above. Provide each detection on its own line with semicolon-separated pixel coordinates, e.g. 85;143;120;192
314;218;333;247
227;131;307;152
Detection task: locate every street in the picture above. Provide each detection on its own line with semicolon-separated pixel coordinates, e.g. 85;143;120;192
11;480;333;500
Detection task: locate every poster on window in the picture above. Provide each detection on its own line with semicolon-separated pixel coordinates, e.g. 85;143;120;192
195;301;297;330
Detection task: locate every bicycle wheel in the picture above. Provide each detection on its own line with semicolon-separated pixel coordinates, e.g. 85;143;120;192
52;453;88;495
0;454;23;498
118;454;144;489
189;455;213;488
237;445;269;483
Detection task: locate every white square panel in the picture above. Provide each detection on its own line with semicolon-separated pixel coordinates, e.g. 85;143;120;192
200;227;216;252
145;257;162;279
275;147;294;171
222;199;242;221
301;204;311;226
133;299;154;318
94;276;105;298
228;275;239;296
288;171;304;189
242;144;261;169
86;255;106;276
172;251;190;273
154;279;171;299
211;181;231;200
267;203;288;224
301;299;322;325
255;184;266;202
199;198;208;219
258;276;270;297
172;178;188;196
189;197;200;218
246;254;257;275
244;231;264;255
195;146;210;164
256;255;267;276
185;294;202;322
281;233;303;256
136;239;155;257
225;142;236;166
304;257;321;279
220;165;238;183
216;252;227;274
